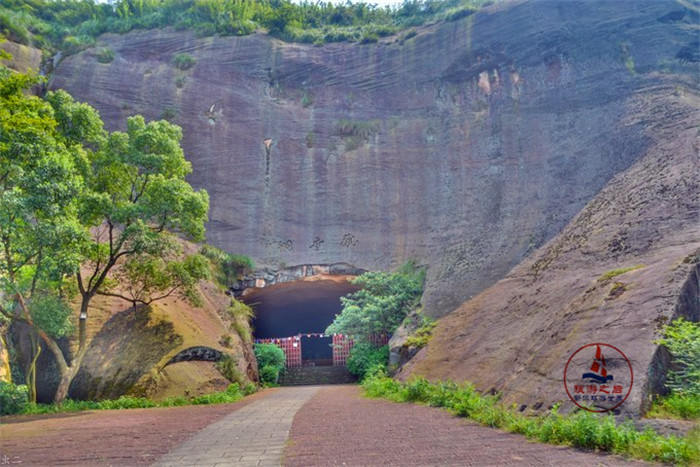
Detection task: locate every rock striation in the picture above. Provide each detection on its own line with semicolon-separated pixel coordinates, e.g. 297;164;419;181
47;0;700;411
398;83;699;416
52;1;698;318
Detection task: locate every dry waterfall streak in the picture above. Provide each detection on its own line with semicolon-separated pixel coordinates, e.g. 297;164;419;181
152;386;319;467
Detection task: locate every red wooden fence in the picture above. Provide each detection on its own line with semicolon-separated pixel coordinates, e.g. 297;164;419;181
255;333;390;368
254;336;302;367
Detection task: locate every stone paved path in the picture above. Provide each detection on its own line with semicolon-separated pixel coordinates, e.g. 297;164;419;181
1;385;656;466
153;386;319;467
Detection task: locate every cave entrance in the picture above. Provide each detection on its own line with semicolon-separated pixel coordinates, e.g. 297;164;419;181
242;278;360;367
301;335;333;366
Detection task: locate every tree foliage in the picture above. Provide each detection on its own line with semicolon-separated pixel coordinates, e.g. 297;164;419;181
346;342;388;379
254;342;285;384
0;0;489;51
0;59;212;403
325;262;424;342
0;66;85;327
656;318;700;397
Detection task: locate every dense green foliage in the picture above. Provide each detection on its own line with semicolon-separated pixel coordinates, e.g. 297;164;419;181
404;314;436;348
0;0;490;52
363;373;700;465
0;381;28;415
254;342;285;384
647;318;700;421
326;261;424;342
346;342;388;379
656;318;700;396
0;59;211;403
13;382;251;415
172;52;195;70
648;393;700;421
200;244;254;288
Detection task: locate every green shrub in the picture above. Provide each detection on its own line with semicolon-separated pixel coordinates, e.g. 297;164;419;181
361;374;700;465
404;318;437;348
0;381;28;415
359;32;378;44
655;318;700;396
200;245;254;287
215;354;247;386
243;382;257;396
172;53;196;70
326;262;424;342
95;47;114;63
259;364;280;384
254;343;285;384
346;343;389;379
20;383;246;415
648;393;700;420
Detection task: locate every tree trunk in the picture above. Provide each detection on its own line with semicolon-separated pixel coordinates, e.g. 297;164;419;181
0;332;11;383
27;335;41;403
53;364;76;404
51;313;88;404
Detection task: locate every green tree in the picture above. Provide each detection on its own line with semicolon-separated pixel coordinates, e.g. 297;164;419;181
325;263;424;342
656;318;700;396
50;114;209;402
0;65;89;402
254;343;285;384
98;251;211;309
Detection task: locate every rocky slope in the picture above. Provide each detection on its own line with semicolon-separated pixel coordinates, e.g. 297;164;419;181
398;82;699;416
51;0;699;318
24;277;257;402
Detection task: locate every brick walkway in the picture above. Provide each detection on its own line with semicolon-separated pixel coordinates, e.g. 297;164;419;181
153;386;319;467
283;385;650;466
1;385;654;466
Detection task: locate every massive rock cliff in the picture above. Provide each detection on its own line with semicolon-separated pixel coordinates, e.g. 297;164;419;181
52;0;698;318
398;83;699;416
47;0;699;411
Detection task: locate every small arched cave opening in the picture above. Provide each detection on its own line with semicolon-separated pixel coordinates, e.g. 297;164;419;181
241;278;360;366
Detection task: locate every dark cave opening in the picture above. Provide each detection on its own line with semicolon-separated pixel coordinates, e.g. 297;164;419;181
242;279;360;340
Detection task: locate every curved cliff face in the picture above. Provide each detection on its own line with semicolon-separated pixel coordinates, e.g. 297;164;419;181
398;82;700;415
51;1;698;317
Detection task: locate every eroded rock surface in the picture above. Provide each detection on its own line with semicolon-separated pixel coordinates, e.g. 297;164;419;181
51;0;698;317
398;84;700;416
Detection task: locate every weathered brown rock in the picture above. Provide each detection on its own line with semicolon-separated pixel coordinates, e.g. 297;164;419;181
398;84;700;416
0;41;41;73
51;1;699;318
65;279;258;401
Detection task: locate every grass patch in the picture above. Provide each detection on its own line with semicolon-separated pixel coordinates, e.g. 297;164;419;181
598;265;644;282
172;53;196;71
404;316;437;349
362;373;700;465
17;383;251;416
648;394;700;420
95;47;114;63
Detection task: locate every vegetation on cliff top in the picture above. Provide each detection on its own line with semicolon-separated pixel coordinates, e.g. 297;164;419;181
0;0;490;54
